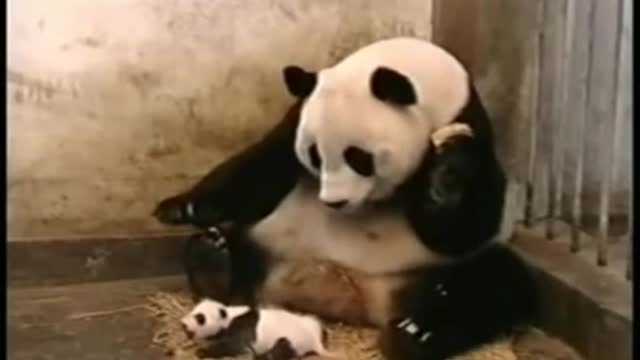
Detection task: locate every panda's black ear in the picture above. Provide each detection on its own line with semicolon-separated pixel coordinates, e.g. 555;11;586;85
370;67;417;106
283;65;317;98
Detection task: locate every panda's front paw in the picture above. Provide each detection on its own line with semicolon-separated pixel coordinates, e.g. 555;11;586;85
153;195;192;225
154;195;225;227
430;123;473;153
427;164;465;207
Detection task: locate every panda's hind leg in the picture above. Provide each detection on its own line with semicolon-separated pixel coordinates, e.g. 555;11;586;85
381;314;503;360
379;245;537;360
184;225;270;305
183;228;232;302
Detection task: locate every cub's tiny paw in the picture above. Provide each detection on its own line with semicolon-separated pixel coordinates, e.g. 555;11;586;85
395;318;433;344
431;123;473;152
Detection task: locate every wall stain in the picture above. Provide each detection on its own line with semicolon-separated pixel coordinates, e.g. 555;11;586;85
118;65;163;96
78;36;104;48
146;143;182;159
277;3;297;22
8;70;76;105
366;231;380;241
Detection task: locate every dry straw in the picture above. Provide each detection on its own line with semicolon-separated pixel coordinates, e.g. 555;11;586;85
144;292;582;360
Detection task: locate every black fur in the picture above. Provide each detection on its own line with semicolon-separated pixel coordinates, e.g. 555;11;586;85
380;244;537;360
199;309;298;360
154;71;535;360
153;101;304;227
404;81;507;257
255;338;298;360
370;67;417;106
183;229;232;302
184;225;272;306
283;66;317;98
198;308;259;359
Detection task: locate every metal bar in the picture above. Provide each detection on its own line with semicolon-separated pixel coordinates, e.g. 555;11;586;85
617;0;633;281
627;203;633;281
544;0;556;239
624;0;633;281
595;0;624;267
547;0;571;240
570;0;595;252
525;0;546;228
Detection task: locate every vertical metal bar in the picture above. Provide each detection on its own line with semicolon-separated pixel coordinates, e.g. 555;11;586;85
622;0;633;281
626;202;633;281
547;0;571;240
543;0;555;238
525;0;545;228
570;0;595;253
432;0;441;42
596;0;624;267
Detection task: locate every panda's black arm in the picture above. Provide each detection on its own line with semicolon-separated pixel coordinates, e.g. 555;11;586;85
154;102;304;227
406;130;507;257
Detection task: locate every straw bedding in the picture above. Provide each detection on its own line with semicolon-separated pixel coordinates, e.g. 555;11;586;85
145;292;583;360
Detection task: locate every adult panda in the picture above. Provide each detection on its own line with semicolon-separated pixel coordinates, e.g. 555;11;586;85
154;37;537;360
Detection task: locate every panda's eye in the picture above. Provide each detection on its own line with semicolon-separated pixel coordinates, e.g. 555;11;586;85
194;313;206;326
344;146;375;177
308;144;321;169
219;308;227;319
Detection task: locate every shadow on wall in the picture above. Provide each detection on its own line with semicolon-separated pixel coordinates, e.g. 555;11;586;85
7;0;433;239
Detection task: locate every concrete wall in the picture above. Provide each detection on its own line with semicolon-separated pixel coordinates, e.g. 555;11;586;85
8;0;433;239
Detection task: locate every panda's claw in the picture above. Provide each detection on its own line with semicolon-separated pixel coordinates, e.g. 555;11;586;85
153;196;190;225
205;227;228;249
395;317;433;344
419;331;432;343
396;318;412;329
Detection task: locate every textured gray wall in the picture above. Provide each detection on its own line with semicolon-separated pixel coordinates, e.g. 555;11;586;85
8;0;433;239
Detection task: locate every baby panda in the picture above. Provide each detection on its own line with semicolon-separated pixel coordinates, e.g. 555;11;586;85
155;37;538;360
181;298;336;360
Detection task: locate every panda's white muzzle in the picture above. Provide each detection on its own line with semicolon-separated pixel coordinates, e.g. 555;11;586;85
319;168;373;211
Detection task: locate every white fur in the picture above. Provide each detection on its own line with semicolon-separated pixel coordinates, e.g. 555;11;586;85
295;37;470;209
251;179;449;275
251;38;481;325
253;307;336;358
181;299;251;346
182;299;336;358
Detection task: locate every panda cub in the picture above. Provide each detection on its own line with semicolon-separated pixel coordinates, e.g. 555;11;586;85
181;298;336;359
155;37;538;360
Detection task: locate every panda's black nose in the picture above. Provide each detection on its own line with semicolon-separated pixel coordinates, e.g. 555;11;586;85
323;200;348;209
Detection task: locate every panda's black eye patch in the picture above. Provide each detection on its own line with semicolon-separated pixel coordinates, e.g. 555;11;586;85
308;144;321;169
194;313;206;326
219;308;227;319
344;146;375;177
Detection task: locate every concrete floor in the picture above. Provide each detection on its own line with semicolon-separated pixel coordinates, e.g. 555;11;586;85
8;276;186;360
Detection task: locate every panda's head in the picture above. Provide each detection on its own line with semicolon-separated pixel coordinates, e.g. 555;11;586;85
283;38;471;211
180;299;230;343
